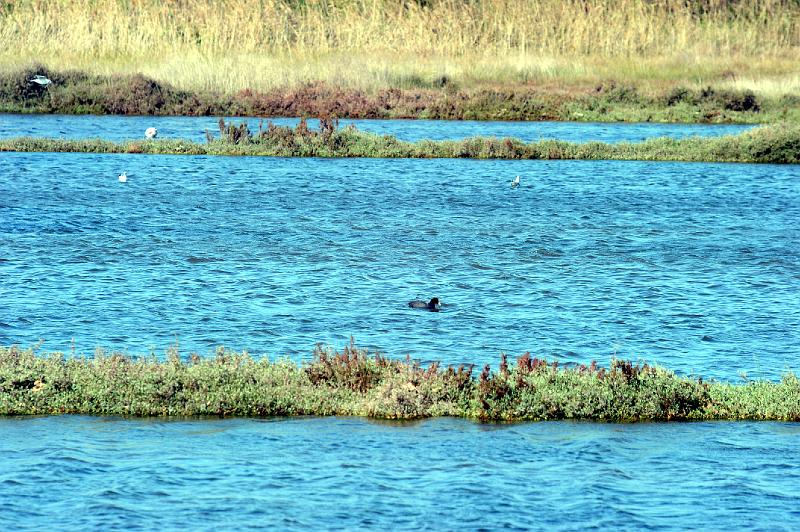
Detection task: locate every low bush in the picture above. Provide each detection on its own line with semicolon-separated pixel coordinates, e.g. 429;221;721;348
2;344;798;421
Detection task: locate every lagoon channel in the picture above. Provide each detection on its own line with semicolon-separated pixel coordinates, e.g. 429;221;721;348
0;116;798;529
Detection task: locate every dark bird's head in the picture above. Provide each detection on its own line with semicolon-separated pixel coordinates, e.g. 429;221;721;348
408;297;441;311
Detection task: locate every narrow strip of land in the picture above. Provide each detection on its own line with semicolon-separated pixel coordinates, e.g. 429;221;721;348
2;345;797;421
2;121;798;163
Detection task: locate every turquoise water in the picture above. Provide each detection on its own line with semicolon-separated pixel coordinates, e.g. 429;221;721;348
1;416;799;530
1;118;799;529
1;151;798;379
0;113;752;144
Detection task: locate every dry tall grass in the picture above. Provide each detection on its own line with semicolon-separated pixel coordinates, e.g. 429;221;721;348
2;0;799;94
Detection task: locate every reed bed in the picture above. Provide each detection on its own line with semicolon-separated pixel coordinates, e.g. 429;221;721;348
3;120;798;163
2;344;798;421
1;1;799;94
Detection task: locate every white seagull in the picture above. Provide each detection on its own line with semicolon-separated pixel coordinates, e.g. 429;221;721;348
145;127;158;139
29;75;52;87
118;172;128;183
510;175;520;189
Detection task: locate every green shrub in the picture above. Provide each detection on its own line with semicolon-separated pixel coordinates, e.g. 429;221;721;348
3;344;799;421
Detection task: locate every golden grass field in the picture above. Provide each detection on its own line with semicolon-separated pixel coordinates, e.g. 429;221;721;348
1;0;799;96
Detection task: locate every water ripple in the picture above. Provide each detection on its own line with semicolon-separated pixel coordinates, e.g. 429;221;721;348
0;415;796;528
1;147;800;384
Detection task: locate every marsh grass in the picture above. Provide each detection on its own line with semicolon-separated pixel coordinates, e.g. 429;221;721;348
1;1;799;95
2;344;798;421
3;120;798;163
4;63;798;123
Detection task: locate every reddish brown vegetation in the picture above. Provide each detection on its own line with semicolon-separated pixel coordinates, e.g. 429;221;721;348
1;66;771;122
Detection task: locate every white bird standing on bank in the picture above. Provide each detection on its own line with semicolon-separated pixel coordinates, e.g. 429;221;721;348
145;127;158;139
29;75;52;87
118;172;127;183
511;175;520;189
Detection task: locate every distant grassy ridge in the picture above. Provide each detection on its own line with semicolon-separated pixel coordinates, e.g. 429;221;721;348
2;65;798;123
1;1;798;95
2;344;798;421
2;119;799;163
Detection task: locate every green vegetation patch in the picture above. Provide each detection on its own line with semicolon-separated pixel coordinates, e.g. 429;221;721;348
2;344;799;421
2;119;799;163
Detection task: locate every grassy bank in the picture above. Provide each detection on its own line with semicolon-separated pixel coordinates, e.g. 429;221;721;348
1;1;798;97
1;64;797;123
2;344;798;421
2;120;799;163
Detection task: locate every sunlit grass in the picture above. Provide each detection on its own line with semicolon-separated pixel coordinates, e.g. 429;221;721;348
717;73;800;99
1;0;798;94
1;50;797;96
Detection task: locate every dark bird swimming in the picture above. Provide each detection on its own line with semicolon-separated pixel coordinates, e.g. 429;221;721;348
408;297;441;311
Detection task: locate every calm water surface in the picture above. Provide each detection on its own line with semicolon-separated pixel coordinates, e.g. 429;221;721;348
1;118;799;530
1;416;799;530
0;113;753;144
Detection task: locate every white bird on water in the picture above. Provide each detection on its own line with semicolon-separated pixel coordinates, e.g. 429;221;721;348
29;75;52;87
511;175;520;189
145;127;158;139
118;172;127;183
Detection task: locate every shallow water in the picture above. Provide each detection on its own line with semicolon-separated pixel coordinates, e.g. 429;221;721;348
0;113;752;144
1;151;798;380
1;416;799;530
